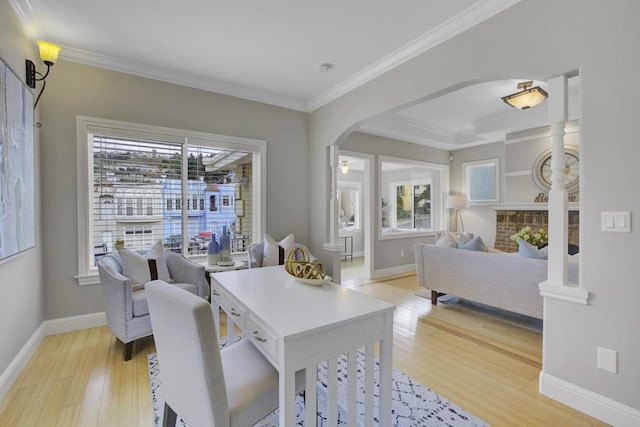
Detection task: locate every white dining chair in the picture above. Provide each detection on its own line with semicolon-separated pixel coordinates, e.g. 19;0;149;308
146;280;304;427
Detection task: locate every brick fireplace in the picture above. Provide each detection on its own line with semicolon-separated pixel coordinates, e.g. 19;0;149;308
495;209;579;252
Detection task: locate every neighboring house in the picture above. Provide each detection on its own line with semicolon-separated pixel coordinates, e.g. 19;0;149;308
1;1;639;426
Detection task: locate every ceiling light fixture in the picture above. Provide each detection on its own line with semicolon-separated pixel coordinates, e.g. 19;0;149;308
501;81;548;110
316;63;334;73
26;40;61;110
339;160;349;174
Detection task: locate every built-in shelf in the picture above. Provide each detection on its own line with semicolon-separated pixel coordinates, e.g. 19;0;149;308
492;203;580;211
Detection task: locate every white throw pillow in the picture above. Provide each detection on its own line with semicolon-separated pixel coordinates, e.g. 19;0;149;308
119;242;171;288
262;233;295;267
435;232;458;248
517;239;548;259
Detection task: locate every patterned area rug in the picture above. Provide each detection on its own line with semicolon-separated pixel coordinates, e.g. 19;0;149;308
415;290;543;332
148;337;487;427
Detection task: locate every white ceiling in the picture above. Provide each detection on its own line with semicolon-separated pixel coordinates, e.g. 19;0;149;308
11;0;578;152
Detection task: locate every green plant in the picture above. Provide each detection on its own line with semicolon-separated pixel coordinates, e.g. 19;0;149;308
511;226;548;247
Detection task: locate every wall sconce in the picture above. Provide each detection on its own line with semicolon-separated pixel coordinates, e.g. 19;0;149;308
339;160;349;174
26;40;61;109
501;81;548;110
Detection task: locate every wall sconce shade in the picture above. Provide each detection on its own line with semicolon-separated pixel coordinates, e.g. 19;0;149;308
501;81;548;110
25;40;61;111
339;160;349;174
37;40;61;65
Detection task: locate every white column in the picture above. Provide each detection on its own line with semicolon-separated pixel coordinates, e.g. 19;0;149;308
328;144;339;248
547;74;569;287
539;75;588;304
324;145;343;282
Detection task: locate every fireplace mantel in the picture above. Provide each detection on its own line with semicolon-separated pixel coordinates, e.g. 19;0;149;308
492;203;580;211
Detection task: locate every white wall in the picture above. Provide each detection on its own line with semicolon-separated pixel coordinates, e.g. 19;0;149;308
0;0;45;381
39;60;310;319
310;0;640;420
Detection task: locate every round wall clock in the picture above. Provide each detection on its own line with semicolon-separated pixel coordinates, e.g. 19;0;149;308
532;146;579;194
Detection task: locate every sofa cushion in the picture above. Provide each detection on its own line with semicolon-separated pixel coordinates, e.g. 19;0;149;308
119;243;171;288
459;236;488;252
132;282;198;317
518;239;548;259
435;232;458;248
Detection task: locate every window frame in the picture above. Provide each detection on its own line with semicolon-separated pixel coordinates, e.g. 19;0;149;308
337;181;361;232
76;116;266;285
388;179;433;231
462;158;500;205
378;155;449;241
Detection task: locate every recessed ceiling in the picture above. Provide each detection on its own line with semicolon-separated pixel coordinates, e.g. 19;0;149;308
9;0;520;111
359;77;580;151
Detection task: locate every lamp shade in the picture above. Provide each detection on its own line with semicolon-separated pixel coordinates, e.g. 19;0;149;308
446;195;468;210
501;86;548;110
37;40;61;65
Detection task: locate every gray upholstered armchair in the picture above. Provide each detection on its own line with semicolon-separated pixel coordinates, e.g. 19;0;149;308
97;250;209;360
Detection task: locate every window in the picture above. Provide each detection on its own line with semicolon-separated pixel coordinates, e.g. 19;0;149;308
390;181;432;230
337;181;361;230
379;156;448;239
77;117;266;285
463;158;499;204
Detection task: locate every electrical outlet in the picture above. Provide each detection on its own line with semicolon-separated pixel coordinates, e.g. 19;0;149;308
400;250;405;257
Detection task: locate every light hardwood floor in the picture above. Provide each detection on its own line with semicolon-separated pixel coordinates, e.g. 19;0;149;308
0;274;606;426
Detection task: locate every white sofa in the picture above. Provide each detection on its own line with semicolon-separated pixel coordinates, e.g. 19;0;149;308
415;243;579;319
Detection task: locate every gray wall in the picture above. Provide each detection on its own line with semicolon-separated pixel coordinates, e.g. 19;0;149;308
341;132;449;272
0;0;45;381
39;61;309;319
310;0;640;414
450;142;504;248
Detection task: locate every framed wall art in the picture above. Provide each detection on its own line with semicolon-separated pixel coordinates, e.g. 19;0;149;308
0;57;35;261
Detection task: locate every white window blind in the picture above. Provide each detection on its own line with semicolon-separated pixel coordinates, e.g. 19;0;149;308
91;135;255;265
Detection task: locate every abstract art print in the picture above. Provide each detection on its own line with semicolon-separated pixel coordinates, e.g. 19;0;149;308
0;58;35;261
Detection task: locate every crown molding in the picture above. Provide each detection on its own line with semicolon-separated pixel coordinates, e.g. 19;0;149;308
7;0;46;39
60;47;309;112
9;0;520;114
307;0;522;111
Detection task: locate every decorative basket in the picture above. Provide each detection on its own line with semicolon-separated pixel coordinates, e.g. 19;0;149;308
284;247;325;280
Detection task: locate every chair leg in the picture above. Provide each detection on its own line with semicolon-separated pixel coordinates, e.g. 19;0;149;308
123;340;134;361
163;402;178;427
431;290;439;305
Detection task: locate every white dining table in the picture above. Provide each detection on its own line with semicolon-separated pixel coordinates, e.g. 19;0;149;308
210;265;395;427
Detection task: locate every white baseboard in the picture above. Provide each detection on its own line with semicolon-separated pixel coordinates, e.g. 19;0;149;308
42;311;106;336
372;263;416;279
0;324;44;402
540;371;640;426
0;311;107;402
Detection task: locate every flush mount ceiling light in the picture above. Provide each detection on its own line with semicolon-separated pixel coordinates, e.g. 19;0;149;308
501;81;548;110
339;160;349;174
26;40;61;109
316;63;334;73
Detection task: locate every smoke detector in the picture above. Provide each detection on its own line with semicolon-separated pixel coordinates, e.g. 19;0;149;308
316;63;334;73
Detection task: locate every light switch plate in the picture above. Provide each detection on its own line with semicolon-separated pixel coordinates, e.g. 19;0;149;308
601;211;631;232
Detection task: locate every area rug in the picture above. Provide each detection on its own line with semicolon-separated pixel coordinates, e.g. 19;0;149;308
148;337;487;427
415;290;543;332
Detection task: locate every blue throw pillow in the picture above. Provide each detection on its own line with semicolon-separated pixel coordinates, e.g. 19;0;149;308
518;239;548;259
459;236;487;252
